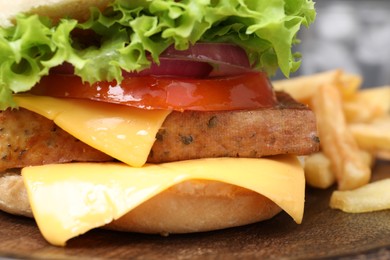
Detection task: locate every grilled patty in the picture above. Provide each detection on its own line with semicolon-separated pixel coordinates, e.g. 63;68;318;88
149;92;319;162
0;92;319;171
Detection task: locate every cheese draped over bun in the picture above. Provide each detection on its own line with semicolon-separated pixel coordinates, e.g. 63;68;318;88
0;172;282;235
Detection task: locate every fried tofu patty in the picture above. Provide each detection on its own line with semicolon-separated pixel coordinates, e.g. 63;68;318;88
0;92;319;171
149;92;319;162
0;107;112;171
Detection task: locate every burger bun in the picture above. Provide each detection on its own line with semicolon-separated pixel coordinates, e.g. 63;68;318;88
0;172;281;234
0;0;111;27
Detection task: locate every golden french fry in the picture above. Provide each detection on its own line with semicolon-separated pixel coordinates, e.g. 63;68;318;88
375;150;390;161
359;149;375;167
304;150;372;189
344;86;390;123
272;70;342;104
272;70;362;104
330;178;390;213
311;84;371;190
349;117;390;153
338;72;363;99
304;152;335;189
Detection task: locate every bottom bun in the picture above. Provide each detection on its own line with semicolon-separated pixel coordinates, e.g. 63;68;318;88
0;172;281;234
0;172;32;217
107;180;281;234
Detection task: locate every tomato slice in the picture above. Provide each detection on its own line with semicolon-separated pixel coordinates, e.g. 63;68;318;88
30;73;276;111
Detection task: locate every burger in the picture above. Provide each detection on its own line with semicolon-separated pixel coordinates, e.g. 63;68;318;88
0;0;318;246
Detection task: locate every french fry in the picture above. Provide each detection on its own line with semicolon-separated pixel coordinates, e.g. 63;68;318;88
375;150;390;161
359;149;375;168
338;72;363;99
304;150;373;189
330;178;390;213
311;84;371;190
343;86;390;123
304;152;335;189
272;70;342;104
349;117;390;153
273;69;362;105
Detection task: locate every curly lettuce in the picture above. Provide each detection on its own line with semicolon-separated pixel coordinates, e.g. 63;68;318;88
0;0;316;109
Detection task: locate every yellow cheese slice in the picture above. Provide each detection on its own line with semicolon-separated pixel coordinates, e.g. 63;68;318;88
22;155;305;246
13;95;171;167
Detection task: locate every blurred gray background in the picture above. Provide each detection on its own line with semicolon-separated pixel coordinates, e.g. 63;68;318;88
276;0;390;88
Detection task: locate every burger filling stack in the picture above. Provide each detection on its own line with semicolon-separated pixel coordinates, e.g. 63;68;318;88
0;0;317;246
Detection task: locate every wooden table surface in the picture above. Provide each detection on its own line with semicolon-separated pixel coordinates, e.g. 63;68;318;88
1;161;390;259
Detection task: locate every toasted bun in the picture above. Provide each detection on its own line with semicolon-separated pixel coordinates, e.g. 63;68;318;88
0;172;281;234
0;0;112;28
0;172;32;217
107;180;281;234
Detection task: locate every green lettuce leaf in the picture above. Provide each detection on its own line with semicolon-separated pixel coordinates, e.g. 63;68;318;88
0;0;316;109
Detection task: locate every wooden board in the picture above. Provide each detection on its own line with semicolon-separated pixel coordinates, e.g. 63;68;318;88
1;161;390;259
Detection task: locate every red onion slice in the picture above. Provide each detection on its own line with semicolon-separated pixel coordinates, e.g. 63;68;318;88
51;43;254;78
124;59;213;78
160;43;254;77
161;43;251;67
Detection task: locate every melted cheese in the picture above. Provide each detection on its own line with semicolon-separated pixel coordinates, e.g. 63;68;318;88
13;95;170;167
22;155;304;246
